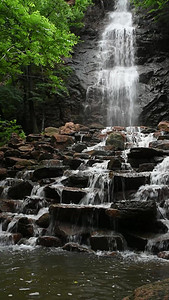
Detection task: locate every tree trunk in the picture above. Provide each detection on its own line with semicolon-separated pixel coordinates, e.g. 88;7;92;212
27;65;39;133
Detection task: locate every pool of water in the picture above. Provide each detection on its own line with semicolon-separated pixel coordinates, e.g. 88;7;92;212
0;246;169;300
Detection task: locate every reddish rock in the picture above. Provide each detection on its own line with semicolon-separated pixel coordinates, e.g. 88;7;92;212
158;120;169;132
13;233;22;244
59;122;80;135
51;134;73;149
123;278;169;300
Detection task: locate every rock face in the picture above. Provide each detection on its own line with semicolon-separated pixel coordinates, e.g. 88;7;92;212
35;0;169;129
123;278;169;300
134;7;169;127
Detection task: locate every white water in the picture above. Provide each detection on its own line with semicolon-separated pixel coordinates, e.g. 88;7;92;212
87;0;138;126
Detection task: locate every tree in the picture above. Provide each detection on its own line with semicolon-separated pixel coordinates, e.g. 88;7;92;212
0;0;92;132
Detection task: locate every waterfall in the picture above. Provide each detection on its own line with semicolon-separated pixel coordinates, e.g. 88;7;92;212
87;0;138;126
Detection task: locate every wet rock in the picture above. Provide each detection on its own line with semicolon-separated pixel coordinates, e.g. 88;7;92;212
72;143;87;152
62;174;89;188
158;121;169;132
112;172;150;193
128;147;163;159
63;157;84;170
123;278;169;300
123;231;148;251
106;132;125;150
32;166;64;180
147;234;169;254
107;157;122;170
36;213;50;228
149;139;169;150
90;231;125;251
13;233;22;244
158;251;169;260
0;168;7;180
8;180;33;199
49;204;120;229
5;157;35;168
0;199;18;213
45;186;87;204
36;236;62;247
111;200;157;232
62;242;91;253
9;217;34;237
138;163;155;172
22;197;47;214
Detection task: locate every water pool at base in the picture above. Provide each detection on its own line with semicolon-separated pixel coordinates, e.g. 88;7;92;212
0;247;169;300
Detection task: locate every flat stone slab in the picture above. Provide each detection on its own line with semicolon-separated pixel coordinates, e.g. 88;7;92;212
49;204;120;229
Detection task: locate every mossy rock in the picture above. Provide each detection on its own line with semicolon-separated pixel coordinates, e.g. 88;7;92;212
106;132;125;150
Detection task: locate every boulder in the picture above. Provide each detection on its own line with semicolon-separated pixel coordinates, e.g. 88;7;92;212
111;200;157;232
49;204;120;229
106;132;125;150
72;143;87;152
107;157;122;170
36;236;62;247
9;217;34;237
44;127;60;136
32;166;64;180
8;180;33;199
0;168;7;180
45;186;87;204
90;231;125;251
59;122;80;135
62;174;89;188
149;139;169;150
123;278;169;300
158;121;169;132
112;172;150;193
36;213;50;228
51;134;74;149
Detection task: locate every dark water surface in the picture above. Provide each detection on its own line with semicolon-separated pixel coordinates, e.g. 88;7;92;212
1;246;169;300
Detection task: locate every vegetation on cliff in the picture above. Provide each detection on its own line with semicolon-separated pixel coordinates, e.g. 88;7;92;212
133;0;169;24
0;0;92;135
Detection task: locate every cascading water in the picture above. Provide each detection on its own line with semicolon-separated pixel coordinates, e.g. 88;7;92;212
86;0;138;126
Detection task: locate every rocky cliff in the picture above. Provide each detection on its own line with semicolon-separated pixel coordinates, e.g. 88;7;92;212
41;0;169;128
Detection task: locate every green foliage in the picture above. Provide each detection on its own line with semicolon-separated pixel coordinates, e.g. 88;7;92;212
0;0;93;132
132;0;169;23
0;85;23;119
0;119;25;146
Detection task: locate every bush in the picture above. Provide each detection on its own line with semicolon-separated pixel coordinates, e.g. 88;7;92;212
0;119;25;146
